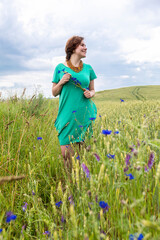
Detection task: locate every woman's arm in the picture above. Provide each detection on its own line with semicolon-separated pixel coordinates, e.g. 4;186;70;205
52;82;63;97
83;80;95;98
52;73;71;97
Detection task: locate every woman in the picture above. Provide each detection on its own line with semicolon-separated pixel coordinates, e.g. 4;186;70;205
52;36;97;168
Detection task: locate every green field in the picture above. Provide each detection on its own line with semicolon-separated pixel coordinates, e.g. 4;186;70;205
0;85;160;239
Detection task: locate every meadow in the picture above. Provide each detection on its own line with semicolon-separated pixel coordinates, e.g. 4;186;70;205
0;85;160;240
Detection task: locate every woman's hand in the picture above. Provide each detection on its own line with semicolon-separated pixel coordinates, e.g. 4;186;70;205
59;73;71;86
83;90;94;98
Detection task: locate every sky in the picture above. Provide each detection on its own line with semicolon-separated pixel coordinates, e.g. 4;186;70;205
0;0;160;98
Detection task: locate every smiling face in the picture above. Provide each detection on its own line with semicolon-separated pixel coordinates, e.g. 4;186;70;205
74;40;87;58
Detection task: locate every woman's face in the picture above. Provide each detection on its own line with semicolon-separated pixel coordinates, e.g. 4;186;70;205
74;40;87;58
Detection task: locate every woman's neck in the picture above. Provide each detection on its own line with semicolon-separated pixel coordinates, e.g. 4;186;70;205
69;54;81;67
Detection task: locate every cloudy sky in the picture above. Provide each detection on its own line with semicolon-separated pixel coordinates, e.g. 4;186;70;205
0;0;160;98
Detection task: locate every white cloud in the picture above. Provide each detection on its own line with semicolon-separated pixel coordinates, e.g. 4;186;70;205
0;0;160;98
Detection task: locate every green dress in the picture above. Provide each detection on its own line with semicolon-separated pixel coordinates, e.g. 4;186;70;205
52;63;97;145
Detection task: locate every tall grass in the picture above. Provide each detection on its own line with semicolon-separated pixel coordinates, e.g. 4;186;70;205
0;92;160;239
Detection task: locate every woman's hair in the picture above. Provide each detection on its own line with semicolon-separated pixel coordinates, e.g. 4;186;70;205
65;36;84;60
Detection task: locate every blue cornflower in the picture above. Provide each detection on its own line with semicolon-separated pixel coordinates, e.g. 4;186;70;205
76;155;80;160
125;173;134;180
89;117;96;120
43;231;51;236
102;130;112;135
37;137;42;140
22;202;28;212
77;80;82;85
62;68;65;72
107;154;115;159
32;190;35;195
99;201;110;212
137;234;144;240
55;201;62;207
114;131;119;134
99;115;101;117
129;234;134;240
58;70;61;74
86;87;89;90
0;229;2;233
129;233;144;240
71;77;77;81
79;125;83;127
72;110;77;113
120;99;124;102
6;211;17;223
82;163;90;179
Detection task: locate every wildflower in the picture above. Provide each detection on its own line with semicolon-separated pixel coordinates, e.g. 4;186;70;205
6;211;17;223
93;153;100;161
37;137;42;140
21;224;26;233
118;121;121;124
99;201;110;212
144;166;149;172
99;115;101;117
148;152;154;169
86;87;89;90
129;235;134;240
125;173;134;180
129;233;144;240
137;234;144;240
22;202;28;212
76;155;80;160
129;145;135;152
107;154;115;159
58;70;61;74
43;231;51;236
32;190;35;195
125;154;131;166
101;129;112;135
79;125;83;127
72;110;77;113
100;230;106;240
89;117;96;120
120;99;124;102
77;80;81;85
0;229;2;233
124;166;129;172
61;216;66;223
62;68;65;72
55;201;62;207
81;163;90;179
114;131;119;134
68;195;74;205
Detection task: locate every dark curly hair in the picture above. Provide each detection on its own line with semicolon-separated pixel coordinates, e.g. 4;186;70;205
65;36;84;61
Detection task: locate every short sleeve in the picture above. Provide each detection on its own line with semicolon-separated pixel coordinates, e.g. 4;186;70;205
52;65;60;83
89;65;97;81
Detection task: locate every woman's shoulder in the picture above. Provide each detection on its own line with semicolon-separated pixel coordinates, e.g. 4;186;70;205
54;63;65;72
83;62;94;70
